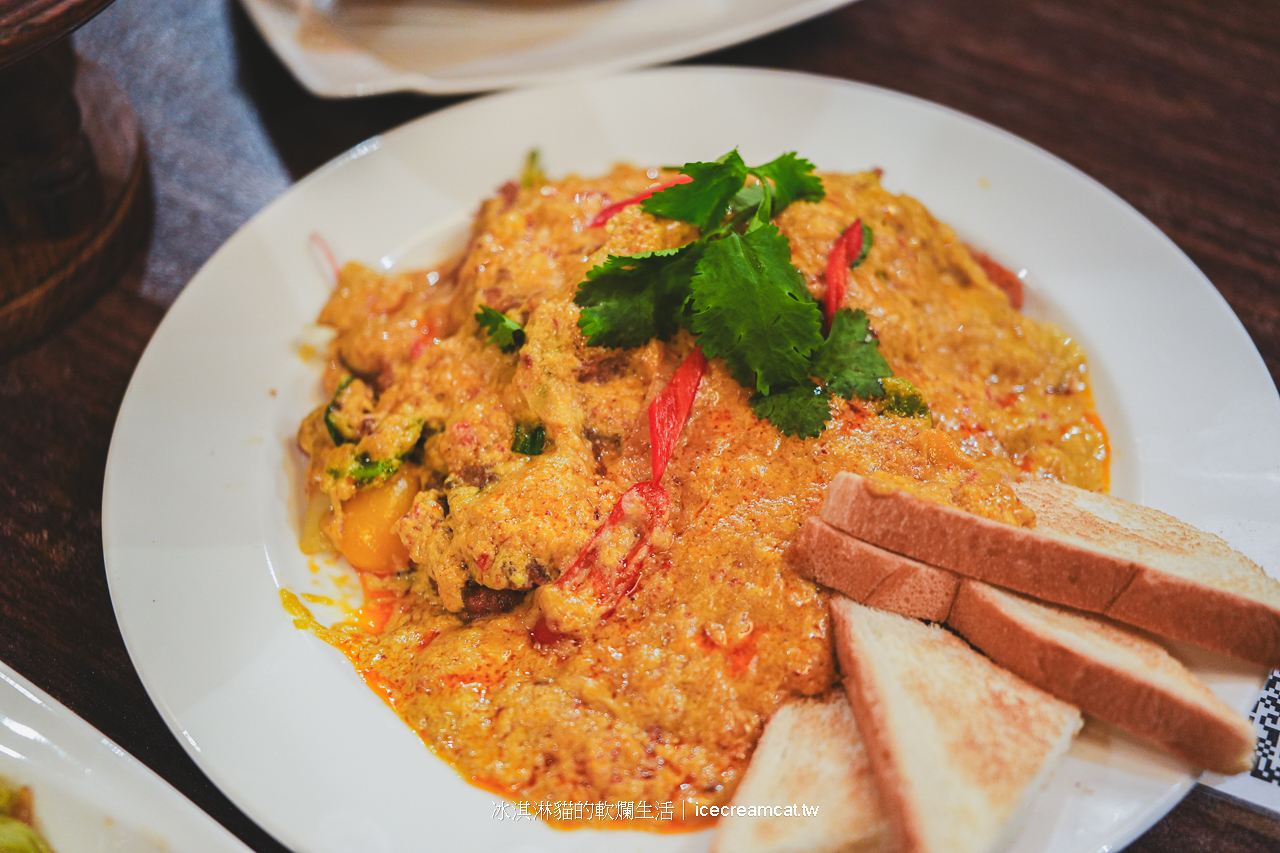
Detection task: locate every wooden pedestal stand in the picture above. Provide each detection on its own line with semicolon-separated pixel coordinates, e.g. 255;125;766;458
0;0;150;358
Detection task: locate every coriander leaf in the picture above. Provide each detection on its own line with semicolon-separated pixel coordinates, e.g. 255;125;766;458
745;170;775;234
575;244;702;348
642;152;748;233
877;376;932;421
728;183;764;215
476;305;526;353
688;225;823;395
750;153;825;215
811;308;892;400
750;384;831;438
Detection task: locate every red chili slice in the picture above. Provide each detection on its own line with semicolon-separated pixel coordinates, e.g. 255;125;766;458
824;218;863;329
534;348;702;636
648;347;707;483
587;174;694;228
555;481;670;603
967;247;1025;310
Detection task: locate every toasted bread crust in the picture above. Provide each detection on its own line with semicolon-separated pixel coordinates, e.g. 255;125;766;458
821;473;1132;610
831;601;928;853
820;472;1280;666
1104;569;1280;668
831;596;1081;853
797;516;1258;773
711;693;894;853
789;518;957;621
948;581;1257;774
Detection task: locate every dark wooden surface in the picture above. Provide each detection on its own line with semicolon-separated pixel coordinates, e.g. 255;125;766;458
2;0;1278;850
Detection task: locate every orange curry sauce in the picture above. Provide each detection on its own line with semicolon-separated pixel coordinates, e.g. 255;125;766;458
294;165;1109;829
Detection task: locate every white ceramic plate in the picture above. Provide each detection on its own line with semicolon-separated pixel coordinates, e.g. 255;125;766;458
0;660;253;853
238;0;856;96
103;67;1280;853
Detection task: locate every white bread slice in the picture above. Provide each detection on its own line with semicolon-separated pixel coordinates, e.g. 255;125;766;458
820;472;1280;666
792;518;1258;773
711;693;894;853
830;596;1081;853
947;580;1257;774
788;517;958;621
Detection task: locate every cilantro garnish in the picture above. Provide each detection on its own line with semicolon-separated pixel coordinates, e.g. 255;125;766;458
576;246;701;348
476;305;526;353
573;151;897;438
749;384;831;440
811;308;891;401
643;151;750;233
688;225;819;396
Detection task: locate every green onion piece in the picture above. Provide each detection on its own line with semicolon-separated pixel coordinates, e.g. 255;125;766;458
520;149;545;189
351;453;401;485
511;423;546;456
324;376;356;445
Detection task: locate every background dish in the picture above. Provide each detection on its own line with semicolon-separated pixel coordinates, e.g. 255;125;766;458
0;660;253;853
103;67;1279;853
238;0;858;96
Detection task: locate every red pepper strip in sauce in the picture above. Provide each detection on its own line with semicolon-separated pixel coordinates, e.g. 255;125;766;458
824;218;863;330
555;481;670;603
532;350;704;638
967;246;1025;310
586;174;694;228
648;347;707;483
309;231;341;286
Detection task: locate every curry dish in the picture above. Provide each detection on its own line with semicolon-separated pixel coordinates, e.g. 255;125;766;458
294;160;1108;826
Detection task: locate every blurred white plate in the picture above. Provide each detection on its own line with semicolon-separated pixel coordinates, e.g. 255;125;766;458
103;68;1279;853
0;661;252;853
238;0;857;96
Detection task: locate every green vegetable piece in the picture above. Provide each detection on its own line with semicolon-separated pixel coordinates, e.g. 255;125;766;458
642;151;749;233
749;152;825;215
520;149;545;189
750;384;831;439
728;183;765;216
476;305;526;353
811;308;892;400
851;224;873;268
511;423;546;456
351;453;401;486
877;377;933;422
324;376;358;445
0;817;52;853
574;244;702;348
688;225;822;396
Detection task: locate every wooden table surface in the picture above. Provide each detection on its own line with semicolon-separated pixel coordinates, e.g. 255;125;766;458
3;0;1279;850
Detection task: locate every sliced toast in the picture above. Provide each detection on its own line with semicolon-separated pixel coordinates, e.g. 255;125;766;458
792;518;1258;773
830;596;1082;853
711;693;894;853
947;580;1257;774
820;472;1280;667
788;517;958;621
